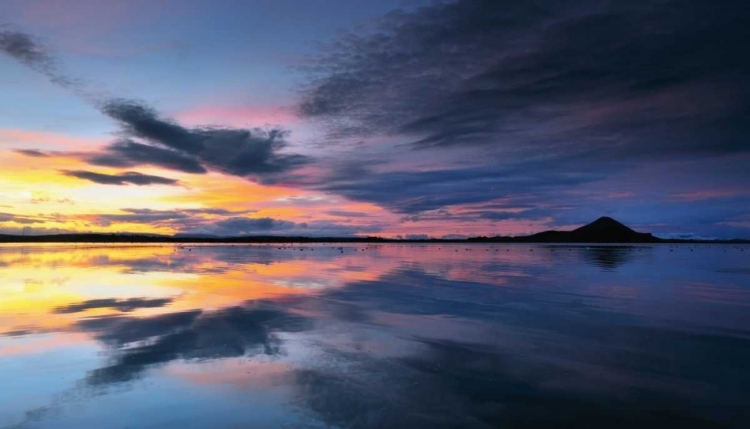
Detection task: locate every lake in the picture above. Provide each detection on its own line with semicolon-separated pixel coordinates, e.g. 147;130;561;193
1;243;749;428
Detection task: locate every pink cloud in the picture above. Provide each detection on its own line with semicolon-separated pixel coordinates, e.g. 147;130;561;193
671;189;749;202
606;191;635;199
174;105;297;128
0;129;103;151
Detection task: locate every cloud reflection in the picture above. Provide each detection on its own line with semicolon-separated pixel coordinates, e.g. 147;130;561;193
78;303;310;386
577;245;641;270
2;244;749;428
53;297;173;314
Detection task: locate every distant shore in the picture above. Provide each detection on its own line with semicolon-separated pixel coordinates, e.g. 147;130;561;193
0;234;747;245
3;216;748;244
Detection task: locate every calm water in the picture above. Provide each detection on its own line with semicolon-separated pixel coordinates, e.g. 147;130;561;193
1;243;749;428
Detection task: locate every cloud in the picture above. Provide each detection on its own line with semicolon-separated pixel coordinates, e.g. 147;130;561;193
76;303;310;385
72;102;312;182
145;207;245;217
474;208;550;222
1;30;312;183
0;29;82;90
274;194;336;206
176;105;296;128
211;217;295;233
13;148;50;157
27;191;75;205
53;297;173;314
0;225;82;235
314;160;602;214
84;207;252;228
86;139;208;173
0;30;48;64
325;210;369;218
180;216;376;237
0;30;57;79
299;0;750;156
94;99;312;181
62;170;179;186
74;208;370;237
0;212;49;225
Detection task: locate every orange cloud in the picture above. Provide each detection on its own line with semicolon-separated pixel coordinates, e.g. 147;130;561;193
0;244;392;338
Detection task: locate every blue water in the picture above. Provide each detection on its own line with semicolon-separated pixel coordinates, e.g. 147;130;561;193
0;243;748;428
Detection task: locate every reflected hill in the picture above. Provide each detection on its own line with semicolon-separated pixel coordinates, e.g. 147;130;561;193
564;245;644;270
579;246;639;270
2;241;750;428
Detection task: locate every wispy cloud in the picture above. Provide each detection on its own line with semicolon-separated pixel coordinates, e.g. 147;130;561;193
312;160;603;214
13;148;50;157
0;29;65;83
300;0;750;155
0;28;92;96
670;189;750;202
292;0;750;224
53;297;173;314
68;208;372;237
62;170;180;186
0;29;312;184
0;211;48;225
179;216;377;237
325;210;369;218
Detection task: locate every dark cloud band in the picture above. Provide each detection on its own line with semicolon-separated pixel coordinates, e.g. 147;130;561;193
300;0;750;157
93;100;312;180
63;170;179;186
54;297;174;314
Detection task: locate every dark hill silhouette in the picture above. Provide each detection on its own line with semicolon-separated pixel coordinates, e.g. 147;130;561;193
523;216;660;243
573;216;634;235
469;217;696;243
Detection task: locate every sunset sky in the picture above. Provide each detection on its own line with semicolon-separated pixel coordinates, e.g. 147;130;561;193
0;0;748;239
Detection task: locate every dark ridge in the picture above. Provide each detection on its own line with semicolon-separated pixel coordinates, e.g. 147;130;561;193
468;216;659;243
472;217;746;244
554;216;657;243
476;216;660;243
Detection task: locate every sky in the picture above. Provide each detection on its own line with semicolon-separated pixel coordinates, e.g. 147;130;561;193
0;0;748;239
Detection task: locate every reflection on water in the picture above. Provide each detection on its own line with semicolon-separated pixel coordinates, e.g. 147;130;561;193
575;245;640;269
1;243;749;428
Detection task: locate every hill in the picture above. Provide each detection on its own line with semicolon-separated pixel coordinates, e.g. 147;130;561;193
468;217;748;243
523;217;660;243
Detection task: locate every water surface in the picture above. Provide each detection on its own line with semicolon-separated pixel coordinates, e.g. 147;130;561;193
1;243;749;428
